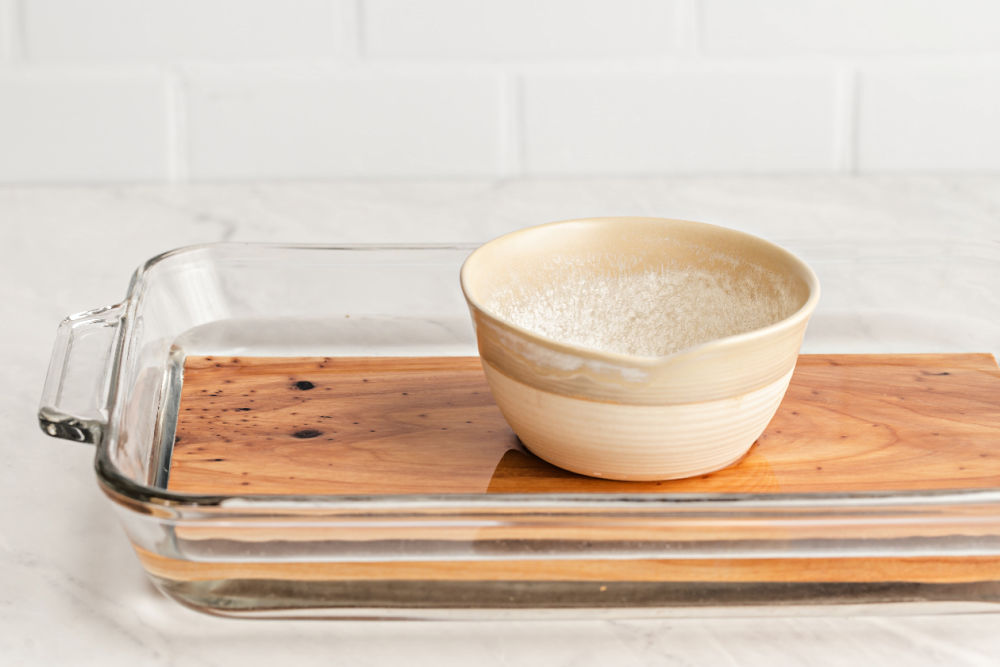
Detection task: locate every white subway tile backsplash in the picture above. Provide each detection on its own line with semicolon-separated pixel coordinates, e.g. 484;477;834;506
702;0;1000;55
523;69;839;174
858;65;1000;170
187;72;503;179
0;72;167;182
23;0;349;62
0;1;997;181
363;0;675;59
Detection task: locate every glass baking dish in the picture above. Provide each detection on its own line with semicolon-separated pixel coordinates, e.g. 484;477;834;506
38;241;1000;618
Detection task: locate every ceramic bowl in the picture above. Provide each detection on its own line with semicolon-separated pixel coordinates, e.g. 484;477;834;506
460;217;820;481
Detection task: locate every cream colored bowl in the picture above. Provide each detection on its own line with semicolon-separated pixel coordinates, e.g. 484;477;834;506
460;217;820;481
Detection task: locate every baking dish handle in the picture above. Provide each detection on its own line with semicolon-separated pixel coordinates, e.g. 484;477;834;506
38;303;125;444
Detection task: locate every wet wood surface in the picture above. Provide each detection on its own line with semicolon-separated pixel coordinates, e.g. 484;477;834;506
168;353;1000;496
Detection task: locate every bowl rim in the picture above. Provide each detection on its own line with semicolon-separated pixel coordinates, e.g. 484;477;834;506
460;216;821;369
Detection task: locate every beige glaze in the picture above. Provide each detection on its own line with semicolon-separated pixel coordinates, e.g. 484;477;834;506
482;361;795;481
460;217;820;480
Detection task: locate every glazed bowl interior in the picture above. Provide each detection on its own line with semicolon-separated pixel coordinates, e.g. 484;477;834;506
462;217;815;363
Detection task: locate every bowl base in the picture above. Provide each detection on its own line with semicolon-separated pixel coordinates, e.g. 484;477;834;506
482;360;793;482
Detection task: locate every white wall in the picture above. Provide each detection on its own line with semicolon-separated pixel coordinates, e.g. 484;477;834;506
1;0;999;182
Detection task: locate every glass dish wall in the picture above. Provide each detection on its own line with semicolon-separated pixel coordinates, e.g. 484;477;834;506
39;241;1000;617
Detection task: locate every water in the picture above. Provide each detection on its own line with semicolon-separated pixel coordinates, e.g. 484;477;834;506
488;266;803;357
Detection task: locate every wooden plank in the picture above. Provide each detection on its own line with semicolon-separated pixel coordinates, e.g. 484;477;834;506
168;353;1000;496
134;546;1000;585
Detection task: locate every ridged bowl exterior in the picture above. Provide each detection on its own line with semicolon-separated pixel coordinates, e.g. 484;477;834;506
484;361;795;480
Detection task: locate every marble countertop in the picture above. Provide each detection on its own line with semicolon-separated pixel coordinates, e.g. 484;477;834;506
3;176;999;666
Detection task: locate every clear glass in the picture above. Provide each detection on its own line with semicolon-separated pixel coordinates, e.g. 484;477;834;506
40;241;1000;618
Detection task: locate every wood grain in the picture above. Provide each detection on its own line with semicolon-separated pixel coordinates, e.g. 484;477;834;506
168;353;1000;496
134;545;1000;585
159;354;1000;589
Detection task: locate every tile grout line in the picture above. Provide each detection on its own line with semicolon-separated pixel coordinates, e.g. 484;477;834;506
496;72;520;178
849;67;862;174
506;73;527;178
674;0;702;57
833;64;860;174
15;0;24;62
354;0;366;59
2;0;23;62
164;68;189;183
